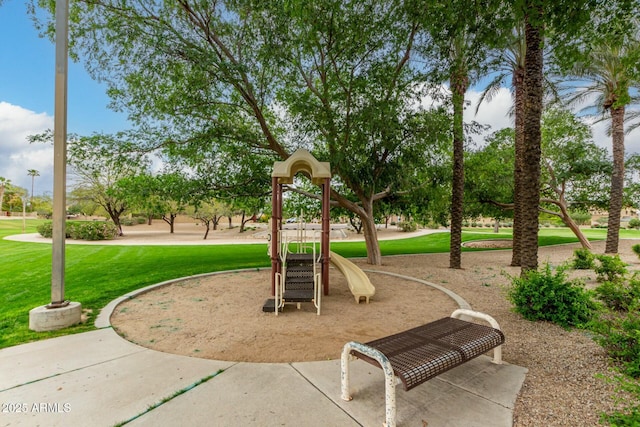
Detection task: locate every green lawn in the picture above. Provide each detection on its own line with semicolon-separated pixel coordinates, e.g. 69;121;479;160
1;219;638;349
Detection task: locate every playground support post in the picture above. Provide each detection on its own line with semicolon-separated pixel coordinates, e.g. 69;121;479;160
270;177;282;296
322;178;330;295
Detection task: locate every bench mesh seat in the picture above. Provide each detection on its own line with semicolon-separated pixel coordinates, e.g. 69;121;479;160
352;317;505;390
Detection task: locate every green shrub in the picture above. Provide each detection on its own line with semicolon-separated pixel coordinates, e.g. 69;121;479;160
632;244;640;259
595;275;640;311
599;370;640;425
507;263;597;328
594;254;628;283
136;217;147;224
121;218;135;226
398;221;417;232
591;304;640;378
36;222;53;238
628;218;640;229
68;221;118;240
37;221;118;240
570;211;592;226
572;248;595;270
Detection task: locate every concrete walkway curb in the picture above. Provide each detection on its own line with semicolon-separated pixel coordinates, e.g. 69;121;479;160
1;268;527;427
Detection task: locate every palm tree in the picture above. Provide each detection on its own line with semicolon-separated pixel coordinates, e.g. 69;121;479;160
564;38;640;253
476;24;526;267
448;35;470;269
417;0;501;269
27;169;39;209
477;21;563;267
519;2;544;272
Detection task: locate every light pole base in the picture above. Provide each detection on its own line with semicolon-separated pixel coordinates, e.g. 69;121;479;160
29;301;82;332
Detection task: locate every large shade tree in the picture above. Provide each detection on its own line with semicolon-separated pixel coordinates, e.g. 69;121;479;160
466;108;612;249
538;108;612;248
33;0;450;265
30;131;151;235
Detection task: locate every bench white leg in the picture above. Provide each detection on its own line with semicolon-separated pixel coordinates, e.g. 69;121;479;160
451;308;503;364
341;341;397;427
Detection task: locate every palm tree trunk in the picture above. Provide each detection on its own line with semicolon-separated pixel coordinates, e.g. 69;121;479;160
511;67;525;266
520;6;544;273
449;69;468;269
605;105;625;253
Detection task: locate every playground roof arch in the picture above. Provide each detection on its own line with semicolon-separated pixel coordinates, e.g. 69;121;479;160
272;149;331;185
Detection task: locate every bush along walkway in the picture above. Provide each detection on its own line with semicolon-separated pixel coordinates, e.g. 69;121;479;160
508;250;640;425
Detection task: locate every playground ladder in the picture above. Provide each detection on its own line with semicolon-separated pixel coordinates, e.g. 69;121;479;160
274;219;321;315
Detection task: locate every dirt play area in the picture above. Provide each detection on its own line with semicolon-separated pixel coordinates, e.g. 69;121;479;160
105;221;640;425
108;220;462;362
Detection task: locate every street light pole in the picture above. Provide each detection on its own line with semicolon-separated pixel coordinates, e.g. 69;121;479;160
50;0;69;308
29;0;81;332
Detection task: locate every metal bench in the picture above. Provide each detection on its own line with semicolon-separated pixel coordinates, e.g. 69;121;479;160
340;309;505;427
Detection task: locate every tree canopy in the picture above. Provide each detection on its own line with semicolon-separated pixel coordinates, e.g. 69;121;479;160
28;0;640;269
34;0;456;264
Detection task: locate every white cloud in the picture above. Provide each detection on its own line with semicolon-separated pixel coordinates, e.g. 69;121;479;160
588;115;640;156
0;102;54;196
415;84;514;140
462;87;640;156
465;88;513;145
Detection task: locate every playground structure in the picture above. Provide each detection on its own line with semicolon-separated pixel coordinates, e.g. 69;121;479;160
263;149;375;315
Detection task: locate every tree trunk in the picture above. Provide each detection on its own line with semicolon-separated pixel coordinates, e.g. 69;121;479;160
520;6;544;273
511;66;526;266
331;190;381;265
240;211;248;233
565;215;592;250
361;209;382;265
162;213;177;233
105;206;125;236
605;105;625;254
228;216;233;229
553;197;593;250
351;196;382;265
113;216;124;236
449;68;468;269
349;216;363;234
203;220;211;240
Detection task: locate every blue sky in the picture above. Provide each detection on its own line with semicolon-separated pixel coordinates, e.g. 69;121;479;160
0;1;129;197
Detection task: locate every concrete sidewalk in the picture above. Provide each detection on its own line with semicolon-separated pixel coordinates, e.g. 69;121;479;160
0;326;527;427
